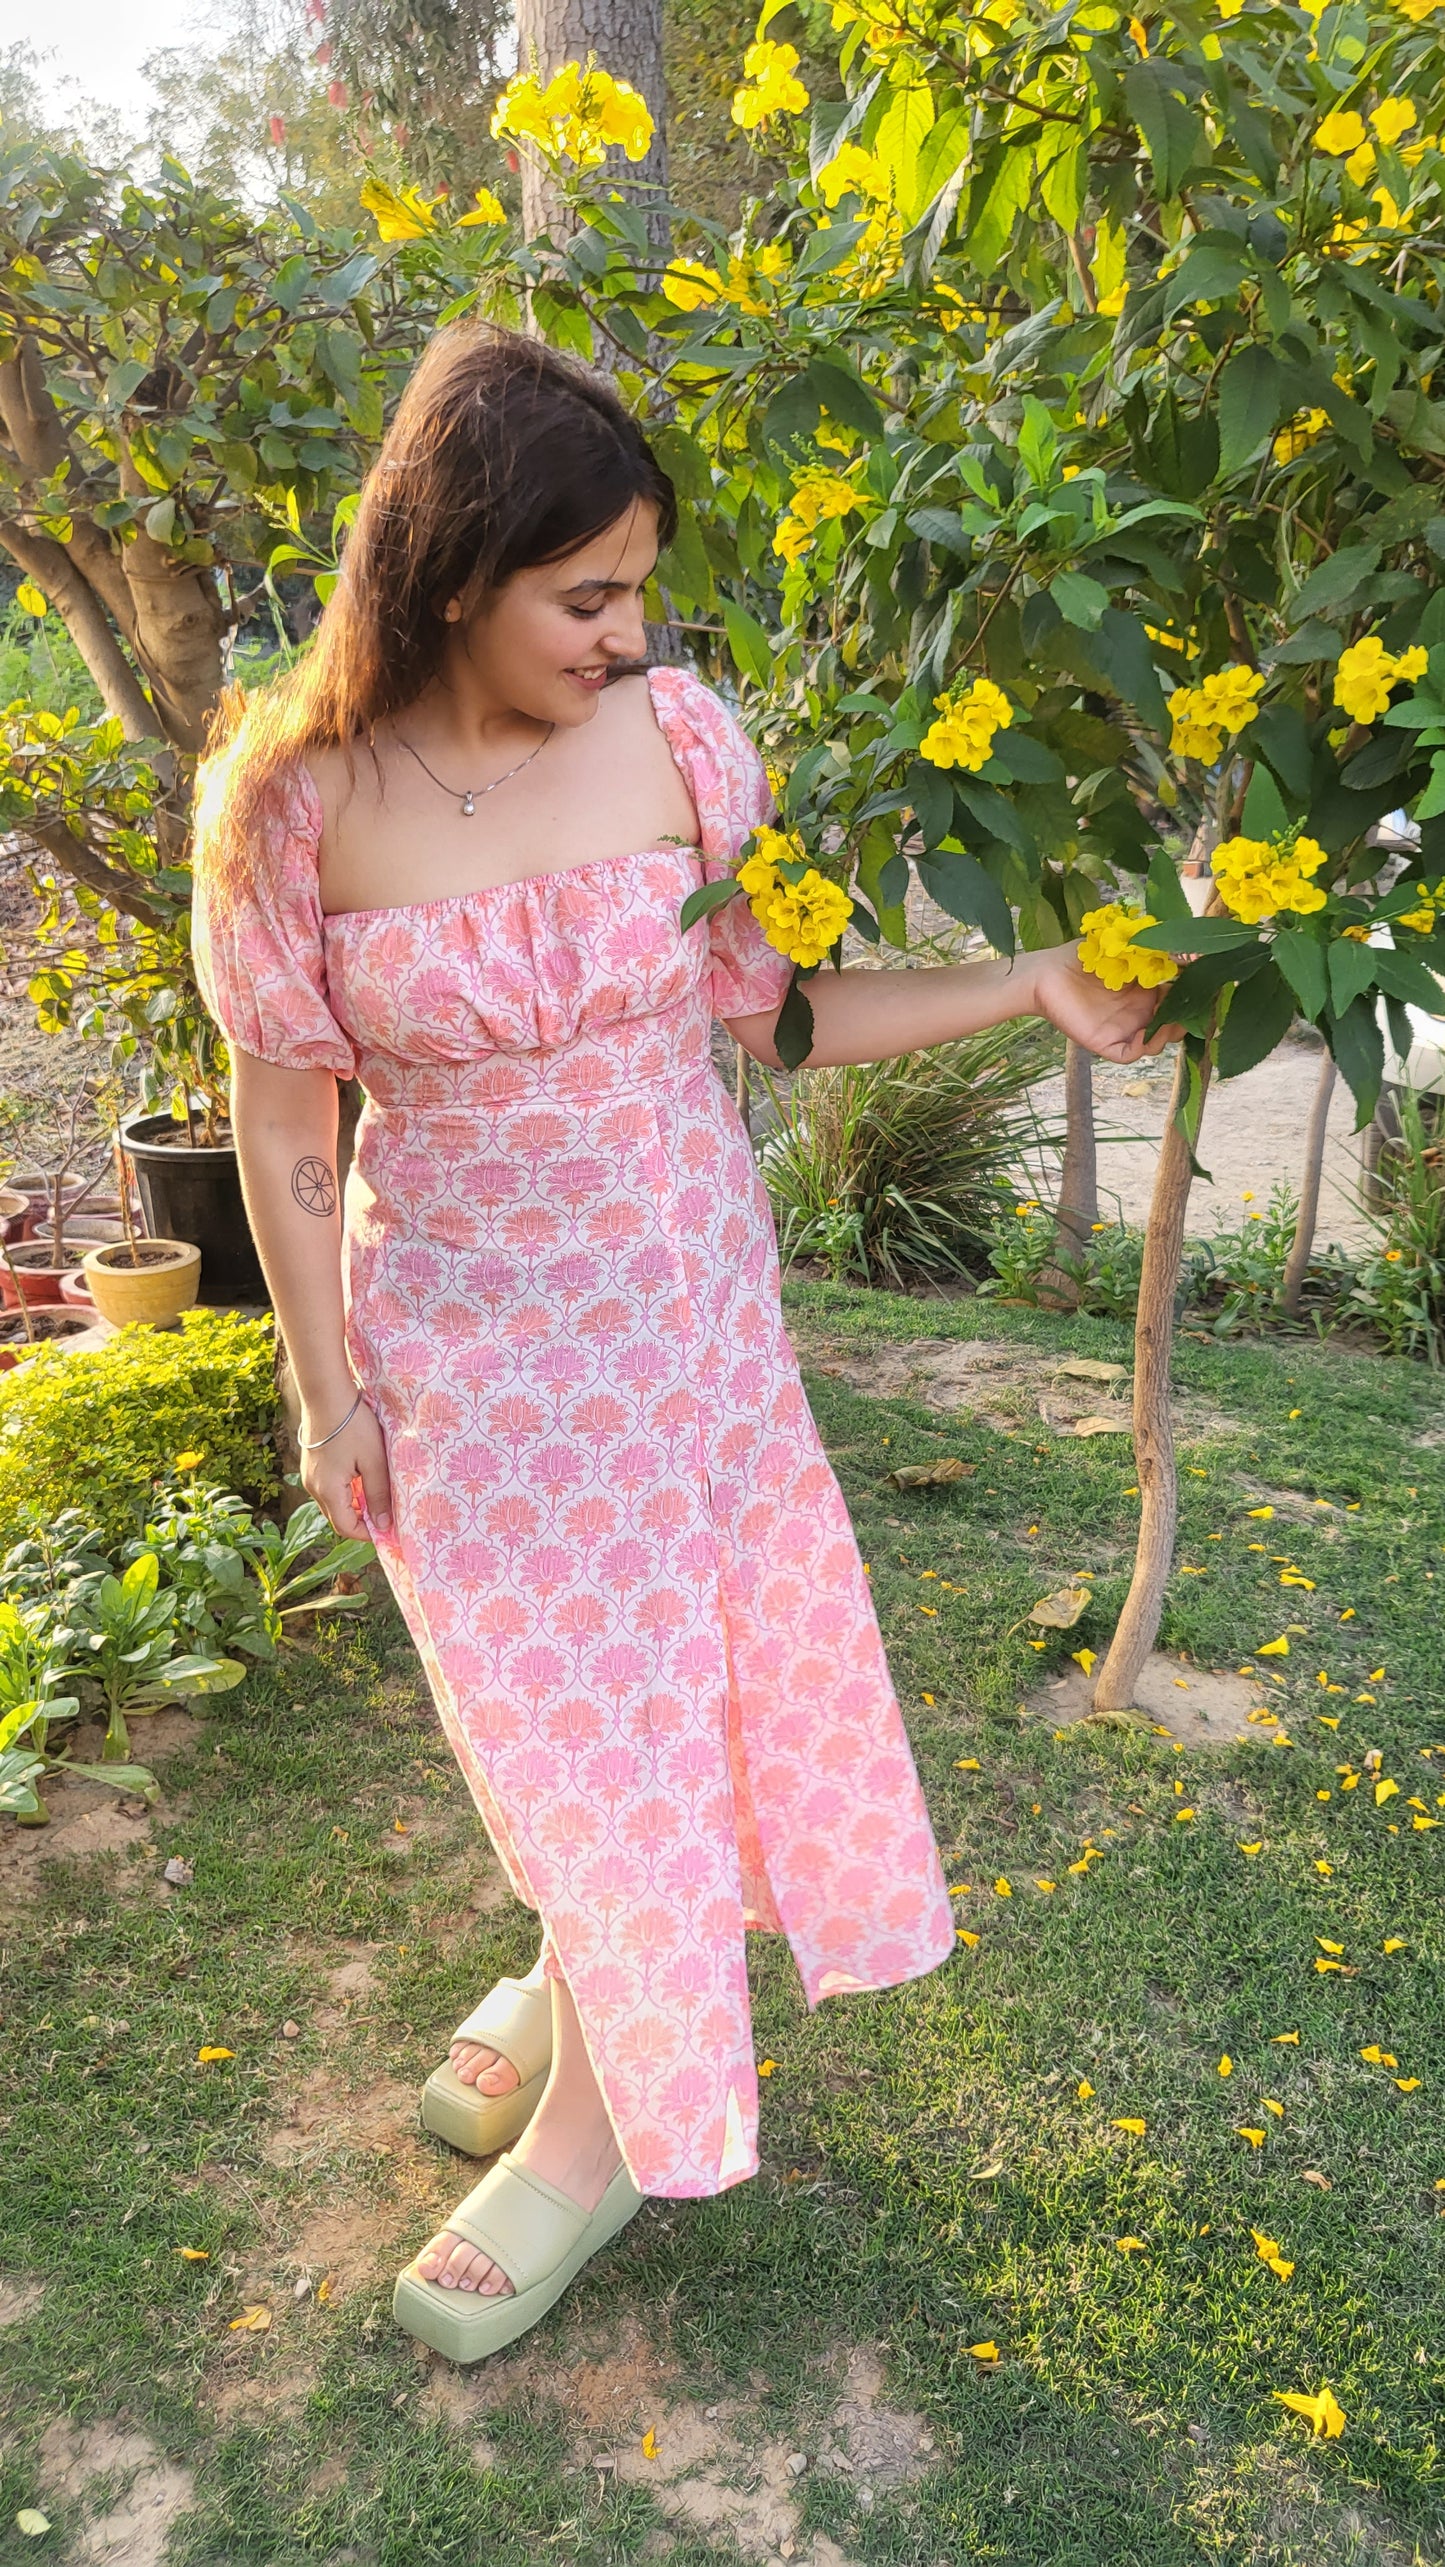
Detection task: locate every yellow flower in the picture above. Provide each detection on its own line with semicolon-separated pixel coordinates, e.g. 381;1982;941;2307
732;37;809;130
1077;2077;1095;2099
920;677;1014;772
491;62;654;167
360;176;439;240
1077;902;1179;993
1211;832;1327;924
1371;97;1417;144
1334;632;1423;723
1238;2126;1266;2145
1274;2385;1346;2438
738;828;852;969
1112;2116;1147;2136
662;258;723;310
1169;666;1263;761
1252;2228;1295;2280
1398;878;1445;932
197;2045;235;2063
817;141;889;205
1315;108;1367;155
1344;139;1378;183
174;1448;205;1471
772;468;866;567
1115;2235;1148;2253
1273;408;1328;464
456;185;506;227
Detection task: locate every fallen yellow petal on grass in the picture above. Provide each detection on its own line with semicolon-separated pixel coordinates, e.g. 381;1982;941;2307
173;2247;210;2261
229;2306;272;2333
1369;1668;1385;1682
1218;2055;1233;2076
1247;1506;1275;1519
1383;1939;1406;1954
1317;1938;1344;1954
1073;1648;1097;1675
641;2428;659;2459
994;1876;1013;1896
1252;2229;1295;2280
1077;2078;1095;2100
922;1692;935;1706
955;1758;981;1771
15;2512;51;2539
1274;2385;1345;2439
1115;2236;1147;2253
957;1928;981;1947
948;1882;972;1896
1361;2045;1398;2066
968;2340;1000;2362
757;2059;778;2077
197;2047;235;2064
1413;1814;1440;1831
1273;2031;1300;2046
1376;1779;1399;1805
1263;2099;1285;2118
1257;1638;1290;1657
1396;2076;1422;2092
1036;1878;1057;1892
1238;2127;1267;2147
1112;2117;1147;2136
1239;1841;1264;1856
1315;1958;1345;1973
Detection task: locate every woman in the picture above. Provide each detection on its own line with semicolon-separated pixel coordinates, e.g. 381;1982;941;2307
194;325;1168;2365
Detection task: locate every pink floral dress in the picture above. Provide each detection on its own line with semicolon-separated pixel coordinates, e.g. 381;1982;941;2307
194;666;953;2198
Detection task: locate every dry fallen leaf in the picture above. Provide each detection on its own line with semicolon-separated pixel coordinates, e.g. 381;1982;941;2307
1029;1584;1092;1630
885;1459;975;1489
229;2305;272;2333
15;2512;51;2539
1053;1358;1130;1385
1301;2170;1331;2191
1067;1414;1132;1437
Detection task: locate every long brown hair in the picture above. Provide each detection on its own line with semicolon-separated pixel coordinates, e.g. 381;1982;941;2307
196;325;677;899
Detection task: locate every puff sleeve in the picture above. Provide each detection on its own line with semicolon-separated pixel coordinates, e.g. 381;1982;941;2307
191;761;358;1078
649;664;796;1021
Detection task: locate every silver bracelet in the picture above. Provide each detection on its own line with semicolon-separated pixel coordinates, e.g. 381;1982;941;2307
298;1388;364;1451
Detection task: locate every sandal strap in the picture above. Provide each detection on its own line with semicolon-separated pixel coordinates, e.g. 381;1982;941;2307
450;1976;552;2085
442;2155;590;2294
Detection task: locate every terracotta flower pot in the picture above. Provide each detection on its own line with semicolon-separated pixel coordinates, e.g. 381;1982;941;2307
0;1241;91;1307
32;1215;127;1250
81;1238;202;1327
0;1188;27;1245
0;1304;93;1368
60;1269;96;1309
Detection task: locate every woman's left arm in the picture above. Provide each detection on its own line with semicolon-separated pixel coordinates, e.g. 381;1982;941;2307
726;942;1172;1070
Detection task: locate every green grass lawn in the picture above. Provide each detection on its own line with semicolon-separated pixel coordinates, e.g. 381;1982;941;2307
1;1288;1442;2566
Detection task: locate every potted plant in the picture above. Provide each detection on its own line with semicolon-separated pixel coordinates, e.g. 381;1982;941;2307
81;1131;202;1328
0;1090;111;1306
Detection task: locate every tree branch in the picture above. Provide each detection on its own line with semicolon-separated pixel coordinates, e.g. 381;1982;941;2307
0;521;159;744
18;817;173;934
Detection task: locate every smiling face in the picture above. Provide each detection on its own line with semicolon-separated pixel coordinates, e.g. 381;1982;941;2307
444;498;661;728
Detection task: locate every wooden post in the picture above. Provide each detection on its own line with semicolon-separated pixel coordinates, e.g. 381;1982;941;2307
1280;1050;1336;1318
734;1040;750;1137
1092;1039;1213;1713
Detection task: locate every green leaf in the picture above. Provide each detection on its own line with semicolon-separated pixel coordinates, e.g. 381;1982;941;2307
1133;917;1260;954
761;373;823;455
915;847;1016;956
1249;703;1314;806
967;143;1033;273
679;878;741;933
1217;960;1295;1077
1271;926;1328;1019
1049;569;1109;631
1217;344;1285;476
806;356;884;440
872;81;935;221
1326;993;1385;1127
1241;762;1290;838
774;972;816;1070
1372;942;1445;1009
985;732;1064;785
721;598;773;690
1158;939;1269;1031
1089;608;1170;732
1125;60;1202;201
1163;237;1254;319
1328;936;1377;1015
1289;543;1383;624
907;758;954;847
1146;847;1191;921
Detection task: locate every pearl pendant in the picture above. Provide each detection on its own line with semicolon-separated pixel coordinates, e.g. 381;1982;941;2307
461;791;475;817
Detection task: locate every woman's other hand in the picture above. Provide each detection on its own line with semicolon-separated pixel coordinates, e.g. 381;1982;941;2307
1028;942;1182;1064
301;1394;393;1539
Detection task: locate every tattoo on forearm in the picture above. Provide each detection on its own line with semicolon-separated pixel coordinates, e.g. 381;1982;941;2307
290;1156;338;1217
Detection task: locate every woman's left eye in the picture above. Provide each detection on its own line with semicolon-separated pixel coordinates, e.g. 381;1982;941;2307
569;604;606;621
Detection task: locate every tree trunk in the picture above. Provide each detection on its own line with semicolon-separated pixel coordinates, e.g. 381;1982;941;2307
1055;1038;1099;1251
517;0;669;256
1280;1050;1336;1318
1092;1040;1213;1713
734;1039;750;1138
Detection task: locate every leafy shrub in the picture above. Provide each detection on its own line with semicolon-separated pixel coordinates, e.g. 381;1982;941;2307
759;1021;1062;1290
0;1309;277;1551
981;1185;1353;1337
1345;1092;1445;1367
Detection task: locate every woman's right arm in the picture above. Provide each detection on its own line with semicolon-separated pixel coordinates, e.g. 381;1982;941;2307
230;1049;392;1539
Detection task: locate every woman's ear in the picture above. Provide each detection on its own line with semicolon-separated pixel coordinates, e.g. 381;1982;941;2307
442;598;463;624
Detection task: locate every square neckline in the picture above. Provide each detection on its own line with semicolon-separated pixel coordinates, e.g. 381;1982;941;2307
318;669;702;928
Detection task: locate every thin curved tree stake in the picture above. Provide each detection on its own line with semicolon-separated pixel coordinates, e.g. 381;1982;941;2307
1092;1035;1213;1714
1281;1050;1336;1318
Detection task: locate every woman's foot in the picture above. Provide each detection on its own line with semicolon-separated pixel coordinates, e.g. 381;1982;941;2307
415;1977;620;2297
447;1950;548;2095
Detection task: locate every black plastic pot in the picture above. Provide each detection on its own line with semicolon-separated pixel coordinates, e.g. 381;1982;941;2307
120;1113;264;1304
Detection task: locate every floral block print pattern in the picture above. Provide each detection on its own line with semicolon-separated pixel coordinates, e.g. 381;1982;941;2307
194;666;954;2197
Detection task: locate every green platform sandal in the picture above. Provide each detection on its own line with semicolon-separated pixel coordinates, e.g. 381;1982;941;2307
392;2153;644;2363
421;1975;554;2157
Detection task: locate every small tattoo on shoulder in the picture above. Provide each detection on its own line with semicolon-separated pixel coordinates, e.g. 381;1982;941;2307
291;1156;338;1217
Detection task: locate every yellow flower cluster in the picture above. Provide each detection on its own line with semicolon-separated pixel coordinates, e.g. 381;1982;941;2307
817;141;888;205
1077;903;1180;992
491;62;654;167
731;38;809;130
1396;878;1445;933
1167;664;1265;762
1211;832;1329;923
1273;408;1328;464
737;829;853;967
773;469;865;568
661;243;790;314
1332;635;1428;724
920;677;1013;771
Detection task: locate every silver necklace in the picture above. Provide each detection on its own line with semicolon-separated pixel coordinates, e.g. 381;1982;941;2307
397;722;554;818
